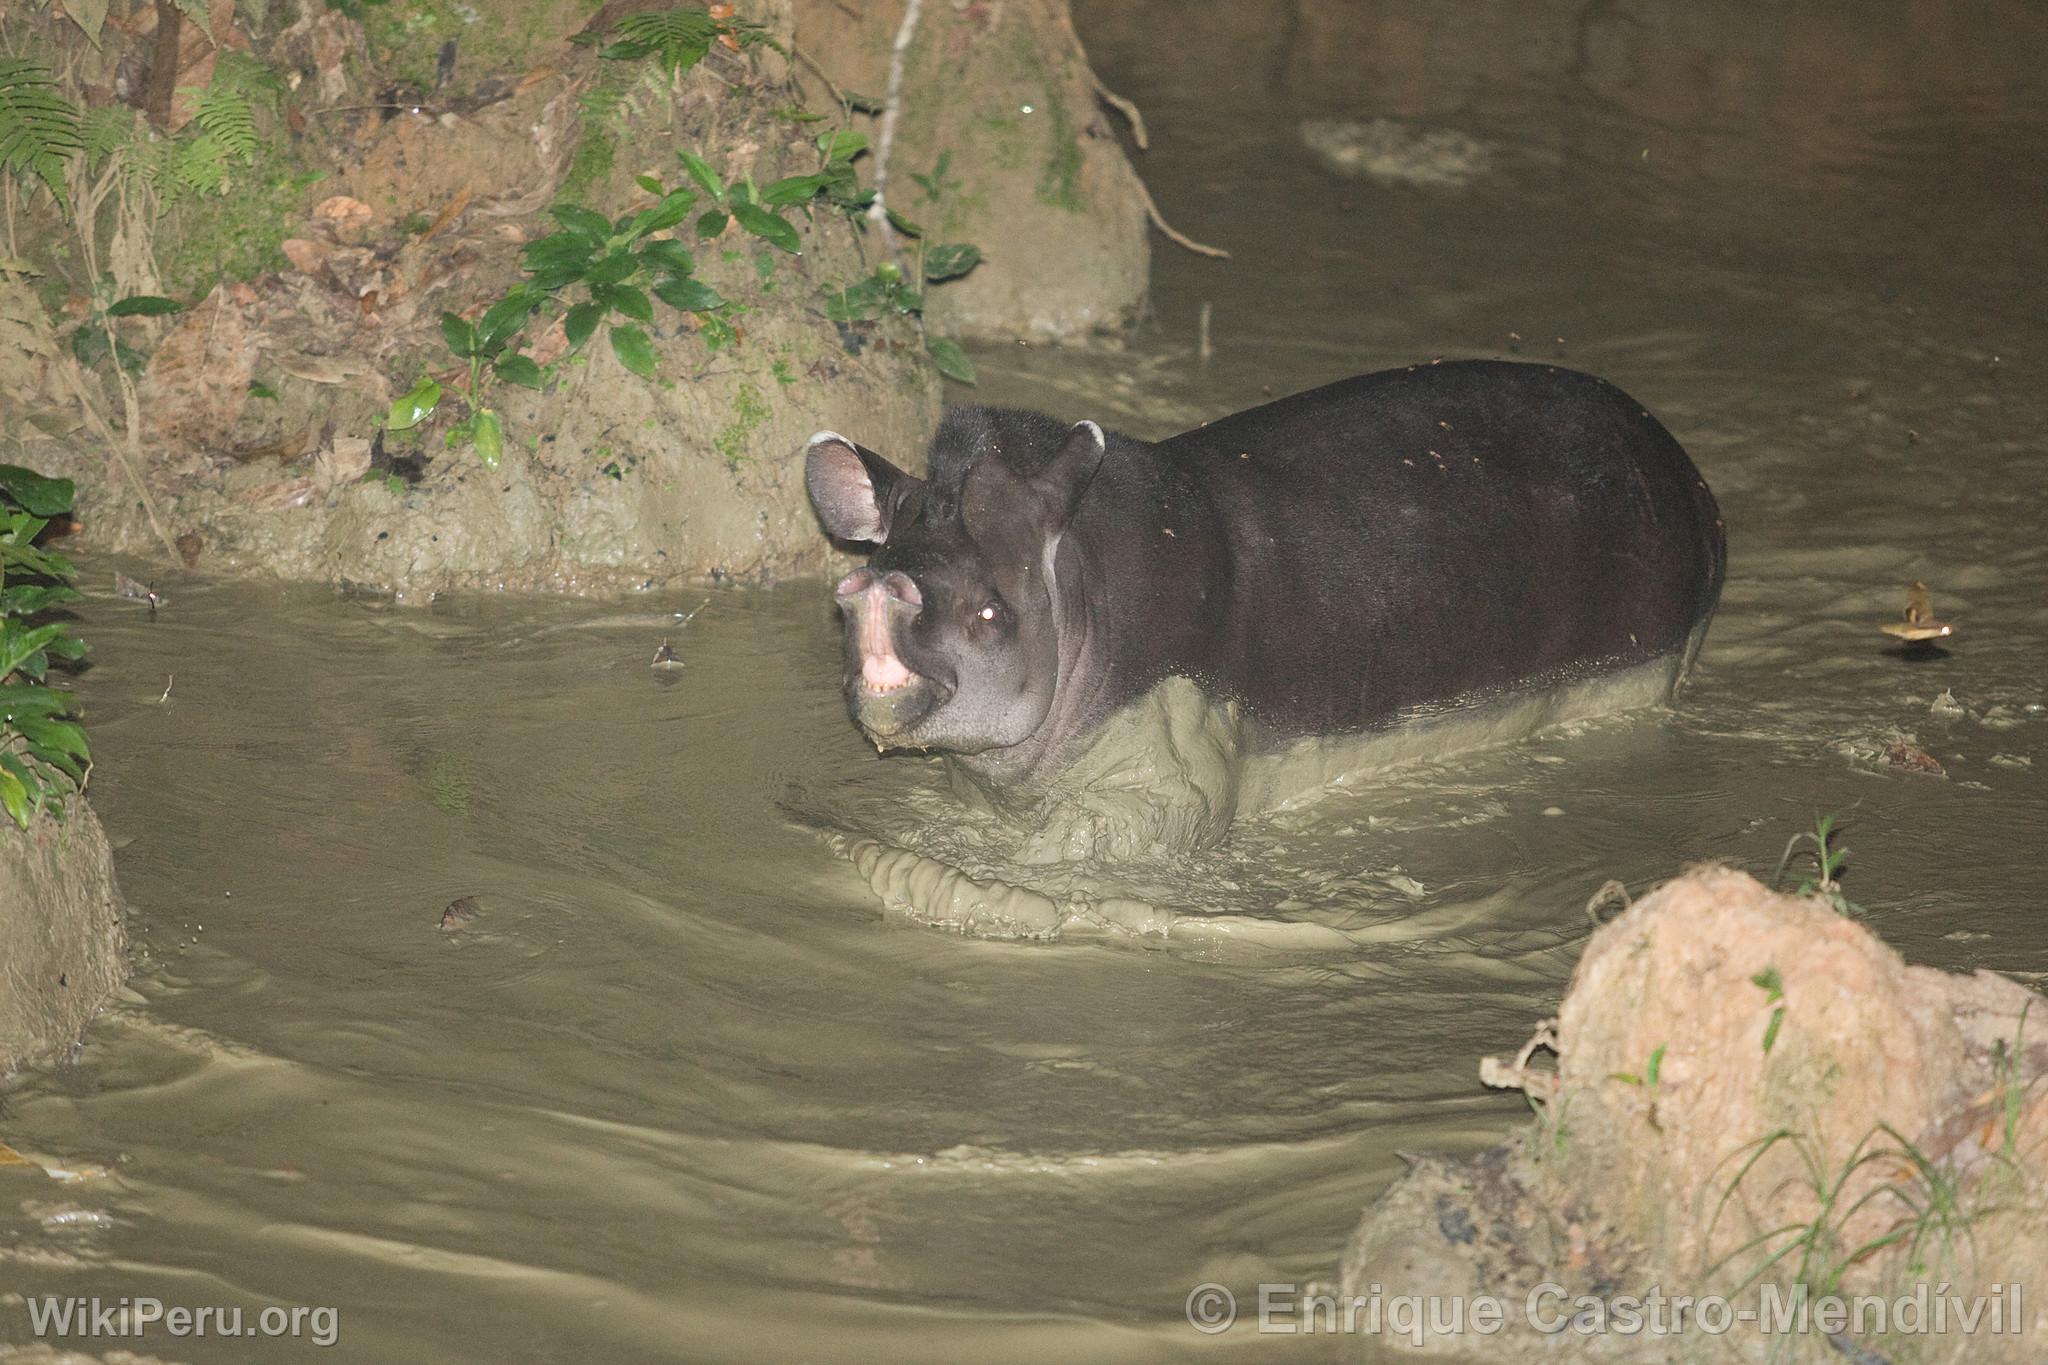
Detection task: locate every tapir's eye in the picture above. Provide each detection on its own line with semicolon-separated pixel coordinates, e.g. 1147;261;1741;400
976;604;997;622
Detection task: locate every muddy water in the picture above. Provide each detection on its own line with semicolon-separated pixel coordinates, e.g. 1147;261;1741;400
6;5;2047;1361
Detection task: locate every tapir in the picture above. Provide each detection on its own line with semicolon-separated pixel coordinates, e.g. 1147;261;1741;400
805;360;1726;795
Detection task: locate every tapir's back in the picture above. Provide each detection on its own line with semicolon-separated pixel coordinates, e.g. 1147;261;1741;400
1156;360;1726;736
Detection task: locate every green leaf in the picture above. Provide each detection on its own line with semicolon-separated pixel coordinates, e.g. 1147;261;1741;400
0;585;78;617
25;741;85;786
594;282;653;323
0;464;75;517
927;336;977;384
564;300;604;350
629;187;696;238
106;293;184;317
608;324;657;378
638;239;695;278
732;202;799;254
922;243;981;283
386;375;442;431
19;714;89;759
634;173;665;196
651;276;724;313
0;761;31;830
585;250;638;287
477;290;539;352
0;60;83;211
524;231;595;271
549;203;613;244
472;408;503;469
247;380;279;400
493;355;544;389
678;150;724;204
816;130;868;162
823;278;884;323
1762;1005;1786;1055
761;172;833;206
439;311;478;357
694;209;728;240
0;683;76;719
0;621;65;680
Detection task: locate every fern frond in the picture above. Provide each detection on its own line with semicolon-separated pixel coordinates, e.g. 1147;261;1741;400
0;60;83;211
606;8;719;76
81;105;141;173
172;133;231;197
209;51;288;103
169;0;216;45
127;133;180;200
187;81;259;164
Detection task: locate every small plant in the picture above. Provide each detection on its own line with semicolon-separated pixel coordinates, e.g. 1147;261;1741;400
1705;1121;1976;1306
1751;965;1787;1054
387;175;730;464
576;5;770;75
0;464;90;830
826;241;982;383
1773;813;1859;915
69;292;185;377
0;57;82;209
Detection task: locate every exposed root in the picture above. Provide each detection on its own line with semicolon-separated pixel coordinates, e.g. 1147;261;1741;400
864;0;923;269
1053;6;1226;260
1130;172;1229;259
1479;1017;1561;1102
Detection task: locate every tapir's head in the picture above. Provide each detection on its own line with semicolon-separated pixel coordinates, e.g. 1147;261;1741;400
804;409;1107;755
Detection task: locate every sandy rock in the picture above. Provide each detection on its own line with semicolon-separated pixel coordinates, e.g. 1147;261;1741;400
1341;867;2048;1363
0;803;129;1076
790;0;1149;340
1553;867;2041;1275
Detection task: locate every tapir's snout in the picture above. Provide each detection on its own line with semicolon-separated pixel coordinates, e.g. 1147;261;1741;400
834;568;953;740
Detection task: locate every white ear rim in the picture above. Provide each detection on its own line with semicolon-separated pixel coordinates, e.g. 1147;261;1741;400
805;431;885;543
1072;420;1105;452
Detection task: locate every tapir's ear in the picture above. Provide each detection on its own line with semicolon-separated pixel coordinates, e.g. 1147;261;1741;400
1037;420;1107;526
965;420;1108;546
806;431;919;545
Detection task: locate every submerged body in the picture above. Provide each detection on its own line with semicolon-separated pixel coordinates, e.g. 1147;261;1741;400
806;360;1726;794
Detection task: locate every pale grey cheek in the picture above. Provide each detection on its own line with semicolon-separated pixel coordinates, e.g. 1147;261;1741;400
919;647;1053;751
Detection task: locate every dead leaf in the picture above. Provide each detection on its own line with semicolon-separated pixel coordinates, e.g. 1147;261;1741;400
227;428;313;463
141;285;258;449
440;896;481;930
315;435;372;489
1882;742;1946;778
281;238;329;273
239;476;318;510
313;195;374;230
417;184;474;245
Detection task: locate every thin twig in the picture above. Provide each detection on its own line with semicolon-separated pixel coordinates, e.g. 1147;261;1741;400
786;39;846;112
865;0;924;268
1129;171;1229;259
53;352;180;563
1053;4;1147;149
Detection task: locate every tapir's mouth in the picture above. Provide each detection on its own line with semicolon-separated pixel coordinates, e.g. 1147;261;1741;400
850;668;954;739
835;566;953;741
